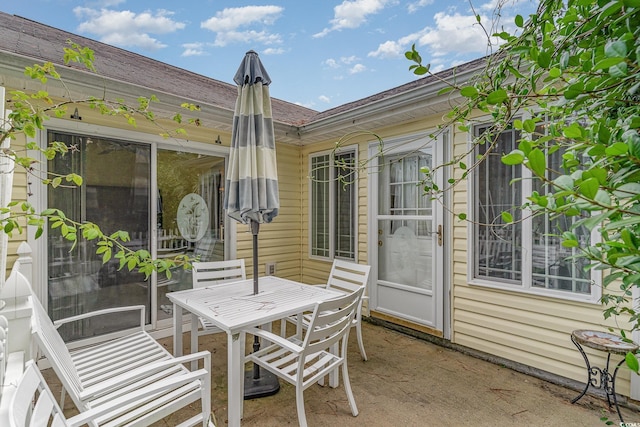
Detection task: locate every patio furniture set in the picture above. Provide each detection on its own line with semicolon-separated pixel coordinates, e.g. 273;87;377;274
2;258;371;427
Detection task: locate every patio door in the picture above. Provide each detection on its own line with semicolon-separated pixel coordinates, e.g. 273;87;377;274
369;133;446;333
44;129;227;340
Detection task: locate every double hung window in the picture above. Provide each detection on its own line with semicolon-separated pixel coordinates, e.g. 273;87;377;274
310;148;357;260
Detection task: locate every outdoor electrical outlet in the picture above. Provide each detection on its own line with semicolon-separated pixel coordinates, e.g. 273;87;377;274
265;262;276;276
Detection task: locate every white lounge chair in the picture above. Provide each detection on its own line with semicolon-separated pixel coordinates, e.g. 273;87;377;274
29;294;213;426
245;287;364;427
281;260;371;360
9;360;215;427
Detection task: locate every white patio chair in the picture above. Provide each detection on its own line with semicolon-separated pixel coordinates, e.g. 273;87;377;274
192;259;246;336
281;260;371;360
9;360;215;427
244;287;364;427
29;294;213;426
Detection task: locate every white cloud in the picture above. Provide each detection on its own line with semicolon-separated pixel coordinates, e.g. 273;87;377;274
201;6;283;47
349;63;367;74
407;0;434;14
324;58;340;68
313;0;392;38
318;95;331;103
417;12;502;57
263;47;285;55
479;0;529;12
368;31;423;59
212;30;282;47
181;43;206;57
74;7;185;50
369;10;508;66
341;55;359;64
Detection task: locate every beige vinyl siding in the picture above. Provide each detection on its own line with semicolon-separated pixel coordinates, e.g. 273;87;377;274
449;124;635;396
236;141;303;282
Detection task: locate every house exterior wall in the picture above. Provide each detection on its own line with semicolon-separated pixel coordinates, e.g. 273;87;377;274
448;123;635;396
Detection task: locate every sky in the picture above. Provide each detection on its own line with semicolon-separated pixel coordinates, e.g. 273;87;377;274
2;0;536;111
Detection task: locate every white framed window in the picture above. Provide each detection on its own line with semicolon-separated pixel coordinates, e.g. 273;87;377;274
309;147;357;260
471;121;600;302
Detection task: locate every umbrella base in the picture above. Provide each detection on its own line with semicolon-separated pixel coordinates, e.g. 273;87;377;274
243;367;280;400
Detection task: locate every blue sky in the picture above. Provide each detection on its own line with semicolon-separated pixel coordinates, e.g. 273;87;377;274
2;0;535;111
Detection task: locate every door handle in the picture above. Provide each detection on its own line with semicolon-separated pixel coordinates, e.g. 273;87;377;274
437;225;443;247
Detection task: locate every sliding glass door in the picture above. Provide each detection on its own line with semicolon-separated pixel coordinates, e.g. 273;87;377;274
46;131;226;340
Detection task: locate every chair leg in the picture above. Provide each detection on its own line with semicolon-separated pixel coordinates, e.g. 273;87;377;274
355;323;367;361
296;385;308;427
341;361;359;417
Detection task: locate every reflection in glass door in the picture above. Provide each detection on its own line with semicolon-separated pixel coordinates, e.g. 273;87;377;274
47;132;151;340
155;150;226;323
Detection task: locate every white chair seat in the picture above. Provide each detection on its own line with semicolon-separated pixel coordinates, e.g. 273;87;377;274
9;360;215;427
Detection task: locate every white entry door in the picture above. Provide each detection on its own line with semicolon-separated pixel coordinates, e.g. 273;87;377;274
369;133;445;332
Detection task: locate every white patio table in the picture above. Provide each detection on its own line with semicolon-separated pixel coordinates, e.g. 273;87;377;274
167;275;341;427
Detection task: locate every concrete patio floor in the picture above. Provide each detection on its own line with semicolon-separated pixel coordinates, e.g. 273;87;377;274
44;321;640;426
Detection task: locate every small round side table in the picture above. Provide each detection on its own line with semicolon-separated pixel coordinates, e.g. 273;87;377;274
571;329;639;423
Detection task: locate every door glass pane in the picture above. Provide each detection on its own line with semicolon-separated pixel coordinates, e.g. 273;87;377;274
378;219;432;290
156;150;226;321
47;132;150;341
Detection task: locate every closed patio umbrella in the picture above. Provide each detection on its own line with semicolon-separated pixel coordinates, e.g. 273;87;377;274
223;50;280;399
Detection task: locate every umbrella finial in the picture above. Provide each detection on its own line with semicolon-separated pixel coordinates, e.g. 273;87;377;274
234;50;272;86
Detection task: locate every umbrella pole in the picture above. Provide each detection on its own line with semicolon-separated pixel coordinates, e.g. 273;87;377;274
244;220;280;399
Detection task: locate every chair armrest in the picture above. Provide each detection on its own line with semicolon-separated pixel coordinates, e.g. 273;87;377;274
244;327;303;353
81;350;212;400
67;368;210;427
53;305;146;329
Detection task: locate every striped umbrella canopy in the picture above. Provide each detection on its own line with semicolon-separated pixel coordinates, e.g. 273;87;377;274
224;50;279;227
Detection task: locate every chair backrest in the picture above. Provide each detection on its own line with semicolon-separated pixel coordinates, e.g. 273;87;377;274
29;295;84;398
302;287;364;357
326;260;370;294
192;260;246;289
9;360;68;427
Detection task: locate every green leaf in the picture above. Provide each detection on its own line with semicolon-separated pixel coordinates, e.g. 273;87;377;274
486;89;508;105
460;86;478;98
605;142;629;156
527;148;546;177
563;123;584;139
609;62;628;77
579;178;599;199
564;82;584;99
501;211;513;223
593;57;626;70
502;150;525;165
626;352;639;374
537;51;552;69
605;40;627;58
515;14;524;27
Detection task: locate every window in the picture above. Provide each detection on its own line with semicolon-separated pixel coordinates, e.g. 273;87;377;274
310;148;357;260
473;122;597;299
